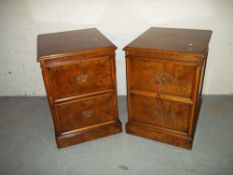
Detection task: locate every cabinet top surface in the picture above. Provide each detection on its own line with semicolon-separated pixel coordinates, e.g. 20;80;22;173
124;27;212;56
38;28;116;60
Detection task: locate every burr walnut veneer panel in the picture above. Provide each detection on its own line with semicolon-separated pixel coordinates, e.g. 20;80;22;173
38;28;122;148
124;27;212;149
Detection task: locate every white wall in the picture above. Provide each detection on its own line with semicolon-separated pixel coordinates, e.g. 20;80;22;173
0;0;233;96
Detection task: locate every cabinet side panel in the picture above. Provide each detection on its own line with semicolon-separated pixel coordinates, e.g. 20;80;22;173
40;60;62;136
188;64;202;136
110;54;119;120
191;56;208;137
126;56;133;122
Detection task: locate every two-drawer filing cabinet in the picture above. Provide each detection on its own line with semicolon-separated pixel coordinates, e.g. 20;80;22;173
124;27;212;149
38;28;122;148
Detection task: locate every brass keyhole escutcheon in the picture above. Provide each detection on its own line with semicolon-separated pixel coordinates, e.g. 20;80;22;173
155;73;166;99
156;73;166;83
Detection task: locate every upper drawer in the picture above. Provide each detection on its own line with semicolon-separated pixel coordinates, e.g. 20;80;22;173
129;58;196;98
46;57;113;99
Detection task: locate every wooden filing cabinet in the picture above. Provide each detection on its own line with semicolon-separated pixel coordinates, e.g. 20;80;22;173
124;27;212;149
38;28;122;148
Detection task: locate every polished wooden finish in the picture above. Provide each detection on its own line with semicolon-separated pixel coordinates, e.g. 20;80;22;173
46;56;113;99
54;93;116;132
131;94;191;133
38;28;122;148
130;58;195;97
124;27;212;149
37;28;116;59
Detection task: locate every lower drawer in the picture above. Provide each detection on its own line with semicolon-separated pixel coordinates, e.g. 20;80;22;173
130;94;191;133
54;93;116;133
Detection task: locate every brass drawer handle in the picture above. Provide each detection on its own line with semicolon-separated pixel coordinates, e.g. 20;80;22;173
82;109;93;118
76;74;88;82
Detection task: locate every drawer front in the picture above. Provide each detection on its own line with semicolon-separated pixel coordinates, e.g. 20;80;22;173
130;58;196;98
130;94;191;132
55;93;116;132
47;57;113;99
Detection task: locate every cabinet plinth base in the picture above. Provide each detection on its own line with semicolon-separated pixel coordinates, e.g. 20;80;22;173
126;121;192;149
56;120;122;148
